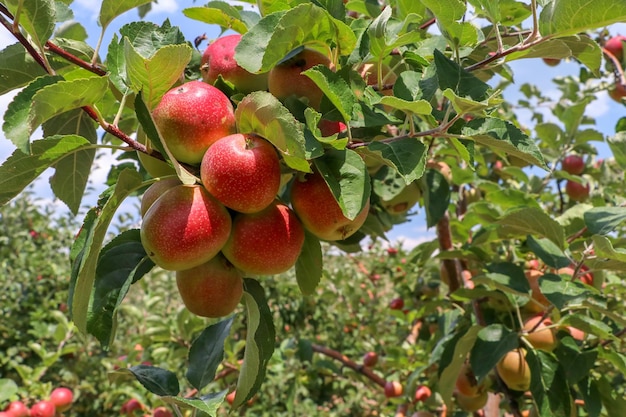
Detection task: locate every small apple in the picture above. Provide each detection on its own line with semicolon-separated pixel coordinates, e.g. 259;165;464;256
121;398;143;414
389;298;404;310
5;401;29;417
523;315;557;351
290;169;370;241
384;381;404;398
524;269;551;313
455;390;488;412
136;126;175;178
141;184;232;271
609;83;626;103
152;80;237;164
358;61;397;93
426;160;453;183
176;254;243;318
222;202;305;275
455;363;481;397
318;119;347;136
152;406;173;417
362;351;378;367
49;386;74;412
30;401;55;417
605;35;626;61
565;180;590;202
561;155;585;175
542;58;561;66
201;34;268;94
226;391;236;405
496;348;532;391
201;133;281;213
268;48;331;110
381;182;421;214
140;177;181;217
414;385;432;402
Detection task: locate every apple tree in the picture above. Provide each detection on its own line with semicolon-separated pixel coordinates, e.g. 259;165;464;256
1;0;625;416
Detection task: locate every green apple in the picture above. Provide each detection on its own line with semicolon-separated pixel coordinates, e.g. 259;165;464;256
381;182;421;214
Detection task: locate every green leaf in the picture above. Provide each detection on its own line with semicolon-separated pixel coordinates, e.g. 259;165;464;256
442;88;500;116
497;208;565;250
539;274;593;310
378;96;433;115
313;149;370;221
124;41;192;108
0;135;96;207
0;43;48;95
577;377;602;417
422;168;450;228
539;0;626;38
183;3;249;34
235;3;356;73
421;0;478;48
295;231;323;296
303;66;355;122
162;391;227;416
187;318;234;391
462;117;548;169
98;0;153;31
470;324;519;381
478;262;531;294
434;49;489;101
0;379;18;403
526;235;571;269
5;0;55;51
111;364;180;396
528;350;573;417
561;314;616;341
584;207;626;235
608;132;626;169
592;236;626;264
367;138;427;184
88;229;155;348
554;336;598;384
597;375;626;417
234;279;276;408
235;91;309;172
70;169;144;334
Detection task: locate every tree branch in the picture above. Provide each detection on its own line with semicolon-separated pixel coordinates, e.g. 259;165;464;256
311;343;387;388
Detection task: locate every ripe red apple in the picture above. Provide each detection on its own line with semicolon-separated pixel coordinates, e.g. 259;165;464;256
152;406;173;417
381;182;421;214
201;34;268;94
389;298;404;310
49;386;74;412
226;391;236;405
384;381;404;398
496;348;532;391
523;315;557;351
542;58;561;66
4;401;29;417
268;48;331;110
200;133;280;213
176;254;243;318
152;80;237;164
609;83;626;103
30;401;55;417
565;180;590;202
140;177;181;217
290;170;370;241
318;119;347;136
222;202;305;275
362;351;378;367
561;155;585;175
605;35;626;61
141;184;232;271
0;413;13;417
121;398;143;414
414;385;432;402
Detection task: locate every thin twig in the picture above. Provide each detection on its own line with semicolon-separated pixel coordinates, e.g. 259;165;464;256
311;343;387;387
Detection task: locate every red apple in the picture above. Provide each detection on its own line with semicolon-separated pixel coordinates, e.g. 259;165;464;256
152;406;173;417
414;385;432;402
140;177;181;217
4;401;29;417
30;401;55;417
49;387;73;412
561;155;585;175
389;298;404;310
200;133;280;213
565;180;590;202
362;351;378;367
605;35;626;61
542;58;561;66
290;169;370;241
609;83;626;103
141;184;232;271
318;119;347;136
121;398;143;414
222;201;305;275
152;81;237;164
268;48;331;110
384;381;404;398
201;34;268;94
176;254;243;318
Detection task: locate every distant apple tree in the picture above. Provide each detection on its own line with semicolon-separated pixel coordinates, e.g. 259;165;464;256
1;0;626;416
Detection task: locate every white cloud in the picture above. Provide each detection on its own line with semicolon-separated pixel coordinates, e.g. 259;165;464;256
586;91;611;119
147;0;179;16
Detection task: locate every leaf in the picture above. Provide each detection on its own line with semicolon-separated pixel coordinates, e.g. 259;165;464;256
528;350;573;417
539;274;594;310
592;236;626;264
186;318;234;391
5;0;55;51
235;3;356;73
608;132;626;169
539;0;626;38
442;88;500;116
0;135;95;206
477;262;531;294
434;49;489;101
70;169;145;334
88;229;155;348
367;138;427;184
462;117;548;169
234;279;276;408
98;0;153;31
561;314;616;341
526;235;571;269
183;4;249;34
584;207;626;235
303;66;355;122
597;375;626;417
422;168;450;228
313;149;370;221
0;379;18;403
554;336;598;384
110;364;180;396
0;43;48;95
295;231;323;296
497;207;565;250
470;324;519;381
577;377;602;417
161;391;227;416
235;91;309;172
378;96;433;115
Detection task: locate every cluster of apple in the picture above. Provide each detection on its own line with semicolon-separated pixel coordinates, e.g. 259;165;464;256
561;154;590;202
119;398;171;417
139;35;376;318
1;388;73;417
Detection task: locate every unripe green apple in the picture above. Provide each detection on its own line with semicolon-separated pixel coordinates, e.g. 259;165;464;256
140;177;181;217
496;348;531;391
222;201;305;275
141;184;232;271
200;133;280;213
455;390;488;412
290;170;370;241
201;34;268;94
136;125;175;178
268;48;331;110
176;254;243;318
381;182;421;214
152;81;236;165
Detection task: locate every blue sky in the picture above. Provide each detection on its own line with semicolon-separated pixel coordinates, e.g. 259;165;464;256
0;1;623;249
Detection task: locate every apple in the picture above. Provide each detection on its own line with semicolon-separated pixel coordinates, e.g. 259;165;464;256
176;254;243;318
389;298;404;310
411;412;435;417
561;154;585;175
605;35;626;61
141;184;232;271
524;269;550;313
49;386;73;412
222;202;305;275
152;407;173;417
268;48;331;110
426;160;453;183
384;380;404;398
290;169;370;241
455;363;481;397
557;265;594;286
565;180;590;202
523;315;557;351
496;348;531;391
455;390;488;412
140;177;181;217
381;182;421;214
358;61;397;92
0;413;13;417
30;401;55;417
609;83;626;103
136;126;175;178
543;58;561;66
200;133;280;213
414;385;432;402
152;80;237;164
362;351;378;367
121;398;143;414
201;34;268;94
4;401;29;417
318;119;347;136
